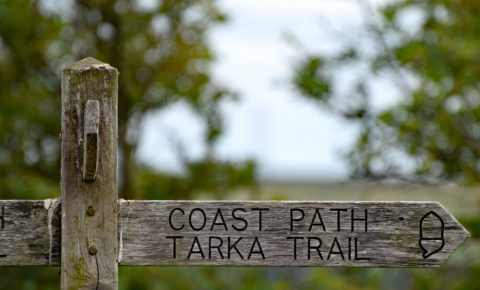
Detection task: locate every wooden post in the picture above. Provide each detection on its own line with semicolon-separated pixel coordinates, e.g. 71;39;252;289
61;57;118;290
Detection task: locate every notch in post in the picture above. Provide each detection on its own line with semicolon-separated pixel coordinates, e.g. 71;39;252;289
83;99;100;181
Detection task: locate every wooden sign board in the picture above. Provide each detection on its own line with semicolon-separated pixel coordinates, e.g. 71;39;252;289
0;200;61;266
0;200;469;267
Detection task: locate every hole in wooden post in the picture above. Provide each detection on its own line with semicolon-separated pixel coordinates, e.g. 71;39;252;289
89;246;98;255
87;206;96;216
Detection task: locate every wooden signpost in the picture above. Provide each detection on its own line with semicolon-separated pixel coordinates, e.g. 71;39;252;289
0;58;471;289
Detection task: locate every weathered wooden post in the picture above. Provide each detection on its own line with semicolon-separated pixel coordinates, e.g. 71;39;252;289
61;57;118;289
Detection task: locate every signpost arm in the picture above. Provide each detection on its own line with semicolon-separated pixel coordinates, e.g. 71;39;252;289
61;57;118;289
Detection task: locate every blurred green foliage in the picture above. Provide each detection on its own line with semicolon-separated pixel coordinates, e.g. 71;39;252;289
292;0;480;289
137;160;256;200
460;215;480;239
0;0;256;201
293;0;480;184
0;1;63;199
0;0;257;288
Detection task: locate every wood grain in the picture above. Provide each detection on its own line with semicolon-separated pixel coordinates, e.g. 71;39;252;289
61;57;118;289
0;200;469;268
118;200;470;267
0;199;60;266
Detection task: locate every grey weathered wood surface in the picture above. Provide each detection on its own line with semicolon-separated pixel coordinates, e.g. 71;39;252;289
61;57;118;289
0;200;469;268
118;200;469;267
0;199;61;266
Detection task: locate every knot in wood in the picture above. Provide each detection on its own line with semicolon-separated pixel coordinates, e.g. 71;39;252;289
86;206;96;216
88;246;98;255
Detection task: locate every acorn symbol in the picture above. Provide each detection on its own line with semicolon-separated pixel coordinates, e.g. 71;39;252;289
419;211;445;258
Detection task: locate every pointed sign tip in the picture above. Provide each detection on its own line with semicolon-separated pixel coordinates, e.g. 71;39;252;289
435;201;471;240
462;227;471;240
64;57;117;71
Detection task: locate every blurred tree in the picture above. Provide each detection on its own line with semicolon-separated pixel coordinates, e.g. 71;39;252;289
292;1;480;287
0;0;256;288
293;0;480;184
0;0;63;199
0;0;256;200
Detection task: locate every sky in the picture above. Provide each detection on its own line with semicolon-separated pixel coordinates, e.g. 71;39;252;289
138;0;395;181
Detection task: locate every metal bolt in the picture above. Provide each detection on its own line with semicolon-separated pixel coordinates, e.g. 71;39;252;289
89;246;97;255
86;206;95;216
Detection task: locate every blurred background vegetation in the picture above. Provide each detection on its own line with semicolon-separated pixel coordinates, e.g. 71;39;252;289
0;0;479;289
